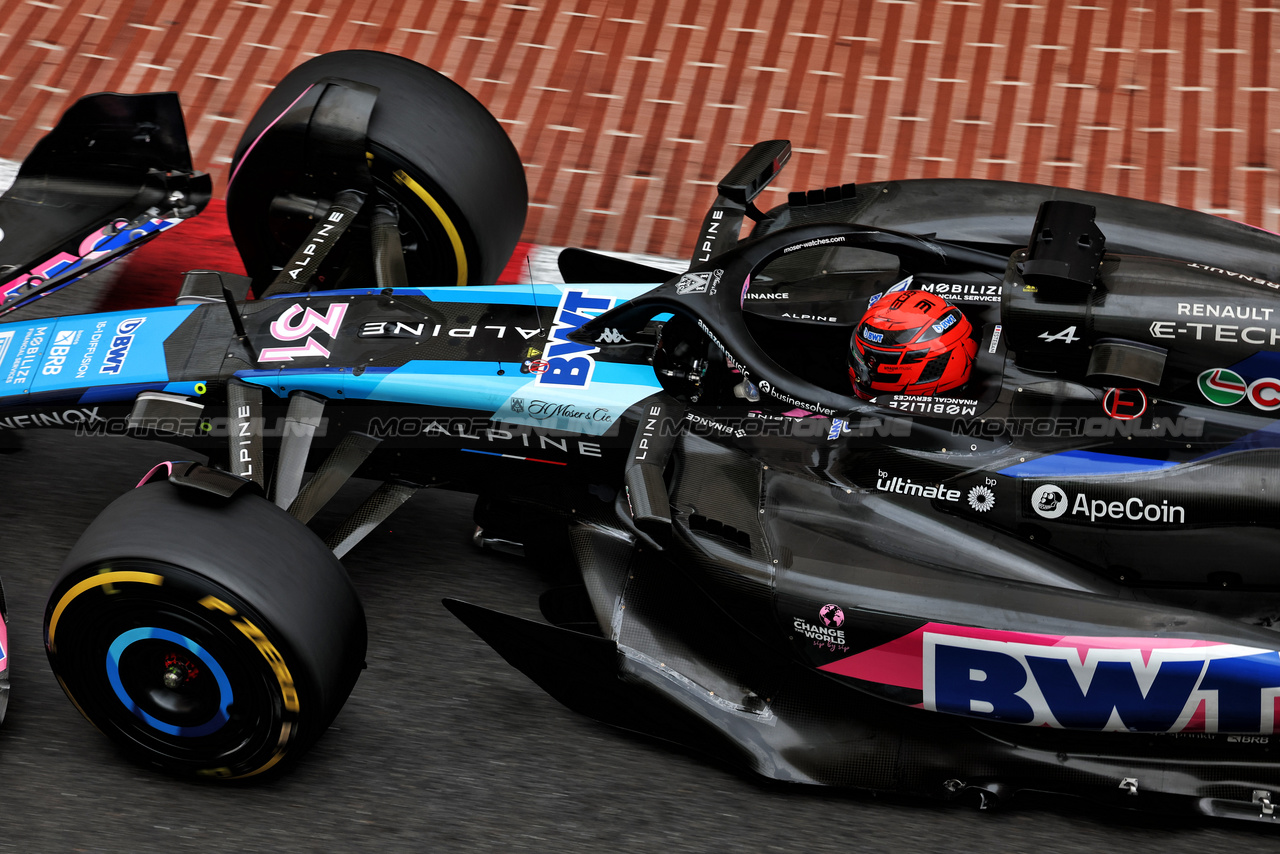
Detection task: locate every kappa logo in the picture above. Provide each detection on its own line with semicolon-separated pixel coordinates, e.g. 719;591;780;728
675;270;723;295
596;327;630;344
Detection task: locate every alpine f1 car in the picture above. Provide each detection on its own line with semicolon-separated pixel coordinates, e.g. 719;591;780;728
5;50;1280;825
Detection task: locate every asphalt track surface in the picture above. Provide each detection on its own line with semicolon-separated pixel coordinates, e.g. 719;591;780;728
0;286;1272;853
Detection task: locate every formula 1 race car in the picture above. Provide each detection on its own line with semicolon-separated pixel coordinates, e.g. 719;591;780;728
6;50;1280;824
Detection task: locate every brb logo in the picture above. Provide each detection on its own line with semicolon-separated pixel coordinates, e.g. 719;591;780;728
923;631;1280;733
536;289;613;388
41;329;80;376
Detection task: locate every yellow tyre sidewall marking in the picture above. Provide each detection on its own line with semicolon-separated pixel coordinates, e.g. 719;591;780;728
393;169;468;286
48;571;164;652
204;597;301;778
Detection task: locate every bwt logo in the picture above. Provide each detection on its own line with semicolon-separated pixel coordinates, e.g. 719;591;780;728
922;633;1280;733
536;289;613;388
99;317;146;375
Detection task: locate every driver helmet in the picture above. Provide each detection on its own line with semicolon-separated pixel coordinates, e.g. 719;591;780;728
849;289;977;399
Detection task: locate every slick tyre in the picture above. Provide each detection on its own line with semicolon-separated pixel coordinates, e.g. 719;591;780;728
227;49;527;290
44;481;367;779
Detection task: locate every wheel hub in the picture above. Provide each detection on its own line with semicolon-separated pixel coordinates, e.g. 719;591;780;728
161;653;199;689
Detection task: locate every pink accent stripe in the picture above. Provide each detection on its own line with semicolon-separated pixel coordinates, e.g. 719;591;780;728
135;461;175;488
819;621;1234;690
227;83;315;190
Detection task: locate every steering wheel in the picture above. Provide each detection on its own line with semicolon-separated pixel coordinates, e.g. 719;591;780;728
576;222;1008;417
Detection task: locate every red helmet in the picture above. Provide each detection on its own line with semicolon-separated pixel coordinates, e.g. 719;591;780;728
849;289;977;399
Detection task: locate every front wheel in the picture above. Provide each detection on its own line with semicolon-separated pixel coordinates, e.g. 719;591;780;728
45;480;366;779
227;50;528;290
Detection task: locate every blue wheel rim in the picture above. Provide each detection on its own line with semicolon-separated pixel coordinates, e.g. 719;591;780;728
106;627;234;737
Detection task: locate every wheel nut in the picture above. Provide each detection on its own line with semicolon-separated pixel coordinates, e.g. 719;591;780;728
163;666;184;689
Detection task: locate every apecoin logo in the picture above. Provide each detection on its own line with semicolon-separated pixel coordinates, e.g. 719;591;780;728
1031;484;1068;519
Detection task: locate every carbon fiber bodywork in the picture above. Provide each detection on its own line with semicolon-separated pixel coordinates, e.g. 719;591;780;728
0;91;210;313
9;63;1280;822
8;215;1280;821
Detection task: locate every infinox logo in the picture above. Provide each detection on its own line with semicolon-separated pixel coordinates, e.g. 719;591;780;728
923;629;1280;733
1197;368;1280;411
535;289;612;388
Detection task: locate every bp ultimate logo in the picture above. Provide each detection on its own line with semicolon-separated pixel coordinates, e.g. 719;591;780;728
923;630;1280;733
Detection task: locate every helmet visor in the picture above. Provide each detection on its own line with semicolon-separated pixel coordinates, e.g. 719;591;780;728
914;308;964;343
857;322;924;346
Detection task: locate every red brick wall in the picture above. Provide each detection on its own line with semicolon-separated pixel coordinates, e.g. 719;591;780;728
0;0;1276;260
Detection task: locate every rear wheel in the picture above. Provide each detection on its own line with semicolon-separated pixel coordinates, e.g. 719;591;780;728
227;50;527;290
45;480;366;779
